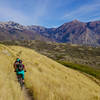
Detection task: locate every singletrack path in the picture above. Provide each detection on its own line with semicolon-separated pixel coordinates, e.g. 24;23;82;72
0;45;34;100
22;86;34;100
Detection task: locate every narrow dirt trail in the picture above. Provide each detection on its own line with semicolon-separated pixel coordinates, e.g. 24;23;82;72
12;55;34;100
22;87;34;100
1;45;34;100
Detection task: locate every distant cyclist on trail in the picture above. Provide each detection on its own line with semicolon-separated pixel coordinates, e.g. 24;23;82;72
14;58;20;71
14;58;26;83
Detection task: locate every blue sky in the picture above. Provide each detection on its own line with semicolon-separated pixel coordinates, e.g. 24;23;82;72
0;0;100;27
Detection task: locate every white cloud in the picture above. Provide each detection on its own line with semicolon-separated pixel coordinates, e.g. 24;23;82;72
89;16;100;21
32;0;50;25
32;0;76;25
63;1;100;21
0;5;29;24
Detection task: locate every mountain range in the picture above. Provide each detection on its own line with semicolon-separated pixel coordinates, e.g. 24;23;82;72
0;20;100;46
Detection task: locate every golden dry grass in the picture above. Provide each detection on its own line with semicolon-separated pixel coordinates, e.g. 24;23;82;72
0;44;30;100
0;44;100;100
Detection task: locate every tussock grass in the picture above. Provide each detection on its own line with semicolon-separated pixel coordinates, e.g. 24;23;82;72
0;44;30;100
7;45;100;100
57;61;100;79
1;40;100;68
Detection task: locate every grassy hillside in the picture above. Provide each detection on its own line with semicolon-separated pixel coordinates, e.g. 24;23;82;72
0;44;29;100
0;44;100;100
57;61;100;80
1;40;100;69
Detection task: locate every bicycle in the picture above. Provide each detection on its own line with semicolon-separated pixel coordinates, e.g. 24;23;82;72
17;74;24;89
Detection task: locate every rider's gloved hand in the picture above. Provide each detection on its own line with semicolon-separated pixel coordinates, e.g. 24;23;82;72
24;70;26;72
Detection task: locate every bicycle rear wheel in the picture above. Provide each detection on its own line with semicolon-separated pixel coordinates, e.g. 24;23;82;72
18;74;24;89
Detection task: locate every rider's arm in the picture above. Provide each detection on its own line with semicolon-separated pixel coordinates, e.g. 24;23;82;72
23;65;26;72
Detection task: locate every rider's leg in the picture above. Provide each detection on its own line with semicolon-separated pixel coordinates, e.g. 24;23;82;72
20;70;24;83
17;70;25;83
22;73;24;83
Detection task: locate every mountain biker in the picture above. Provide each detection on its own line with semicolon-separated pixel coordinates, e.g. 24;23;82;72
15;60;26;83
14;58;20;72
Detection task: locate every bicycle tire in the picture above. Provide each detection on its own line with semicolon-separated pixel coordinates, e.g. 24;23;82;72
18;74;24;89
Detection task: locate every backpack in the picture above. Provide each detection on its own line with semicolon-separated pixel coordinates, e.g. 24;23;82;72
15;61;19;66
17;63;24;71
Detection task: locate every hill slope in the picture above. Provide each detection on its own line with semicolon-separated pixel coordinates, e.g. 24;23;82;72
1;40;100;68
0;44;100;100
0;44;30;100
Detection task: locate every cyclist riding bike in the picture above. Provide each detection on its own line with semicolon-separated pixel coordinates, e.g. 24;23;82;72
14;58;20;71
14;59;26;83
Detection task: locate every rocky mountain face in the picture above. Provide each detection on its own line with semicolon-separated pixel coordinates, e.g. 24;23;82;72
0;20;100;46
0;21;50;41
52;20;100;46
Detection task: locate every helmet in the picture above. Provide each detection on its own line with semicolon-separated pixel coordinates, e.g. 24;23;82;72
16;58;20;62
